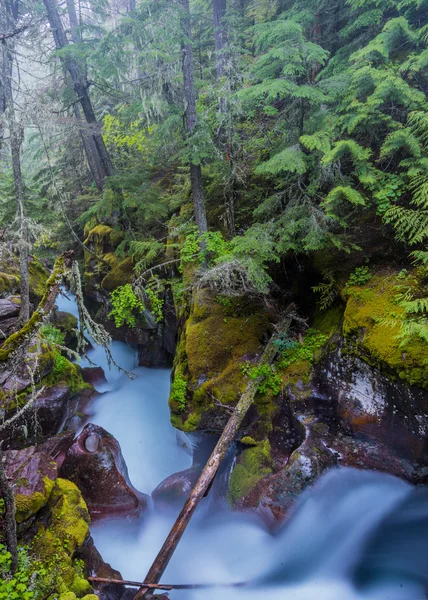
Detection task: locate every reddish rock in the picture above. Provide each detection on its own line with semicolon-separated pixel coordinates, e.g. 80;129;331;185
82;366;108;387
4;444;58;522
0;383;73;449
0;316;19;339
152;465;201;507
60;423;149;518
32;383;72;436
36;431;76;468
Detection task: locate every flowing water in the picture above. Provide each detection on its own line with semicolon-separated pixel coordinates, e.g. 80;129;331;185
56;290;428;600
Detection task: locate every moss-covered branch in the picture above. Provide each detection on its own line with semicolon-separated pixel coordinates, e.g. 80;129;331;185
0;252;74;363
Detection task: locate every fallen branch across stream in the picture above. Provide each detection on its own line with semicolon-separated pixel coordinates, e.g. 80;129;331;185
133;314;291;599
88;576;245;590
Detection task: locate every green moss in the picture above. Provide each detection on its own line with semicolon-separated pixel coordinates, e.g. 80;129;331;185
103;252;118;268
101;257;134;292
110;229;125;248
70;574;93;596
31;479;92;597
42;352;91;396
15;476;55;523
0;272;19;296
274;329;328;401
169;371;188;413
169;288;271;432
342;269;428;388
28;257;50;299
240;436;258;446
228;440;272;505
312;304;344;338
86;225;112;239
54;312;78;335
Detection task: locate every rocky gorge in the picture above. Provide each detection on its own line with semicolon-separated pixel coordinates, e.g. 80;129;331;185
1;237;428;600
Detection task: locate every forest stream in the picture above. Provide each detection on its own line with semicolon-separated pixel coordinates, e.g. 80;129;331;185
55;291;428;600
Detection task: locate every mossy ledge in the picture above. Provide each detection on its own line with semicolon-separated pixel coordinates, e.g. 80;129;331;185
342;268;428;389
169;288;270;432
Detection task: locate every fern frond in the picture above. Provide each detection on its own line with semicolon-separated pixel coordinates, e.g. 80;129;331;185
322;140;371;166
255;146;307;176
380;128;422;159
129;239;165;270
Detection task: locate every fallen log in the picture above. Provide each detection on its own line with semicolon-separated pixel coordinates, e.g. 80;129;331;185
88;576;245;590
133;315;290;599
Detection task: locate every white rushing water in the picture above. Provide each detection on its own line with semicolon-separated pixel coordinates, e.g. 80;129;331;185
56;290;428;600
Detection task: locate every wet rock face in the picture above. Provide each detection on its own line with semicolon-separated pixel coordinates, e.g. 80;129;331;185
0;383;75;449
81;366;108;387
138;289;177;368
313;349;428;468
152;465;201;507
60;423;149;518
233;344;428;522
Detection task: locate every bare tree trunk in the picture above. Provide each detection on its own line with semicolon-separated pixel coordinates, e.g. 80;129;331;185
65;0;80;42
64;0;106;191
43;0;114;188
0;445;18;573
133;317;290;600
213;0;227;81
0;15;30;323
179;0;208;237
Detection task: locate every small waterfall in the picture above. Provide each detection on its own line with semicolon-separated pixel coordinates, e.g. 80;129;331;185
57;290;428;600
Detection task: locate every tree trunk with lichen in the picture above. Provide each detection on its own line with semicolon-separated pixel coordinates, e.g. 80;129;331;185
133;316;290;600
1;10;30;324
42;0;114;189
180;0;208;238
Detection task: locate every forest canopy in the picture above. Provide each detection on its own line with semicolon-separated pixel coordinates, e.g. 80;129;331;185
0;0;427;309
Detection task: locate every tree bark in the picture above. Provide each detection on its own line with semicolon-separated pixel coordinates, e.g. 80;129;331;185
0;6;30;324
213;0;227;81
0;444;18;573
133;317;290;600
43;0;114;188
179;0;208;237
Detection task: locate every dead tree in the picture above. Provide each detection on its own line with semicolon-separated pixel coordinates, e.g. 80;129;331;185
133;316;290;599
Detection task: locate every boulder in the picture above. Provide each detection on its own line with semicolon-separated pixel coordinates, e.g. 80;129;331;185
60;423;149;518
152;465;201;507
51;310;78;346
0;296;20;319
4;444;58;522
81;366;108;387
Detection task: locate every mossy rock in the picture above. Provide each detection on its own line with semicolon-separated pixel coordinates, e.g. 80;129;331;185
15;476;55;523
31;478;93;597
342;269;428;388
28;257;50;299
0;271;20;297
101;257;134;292
228;440;272;505
169;288;270;431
